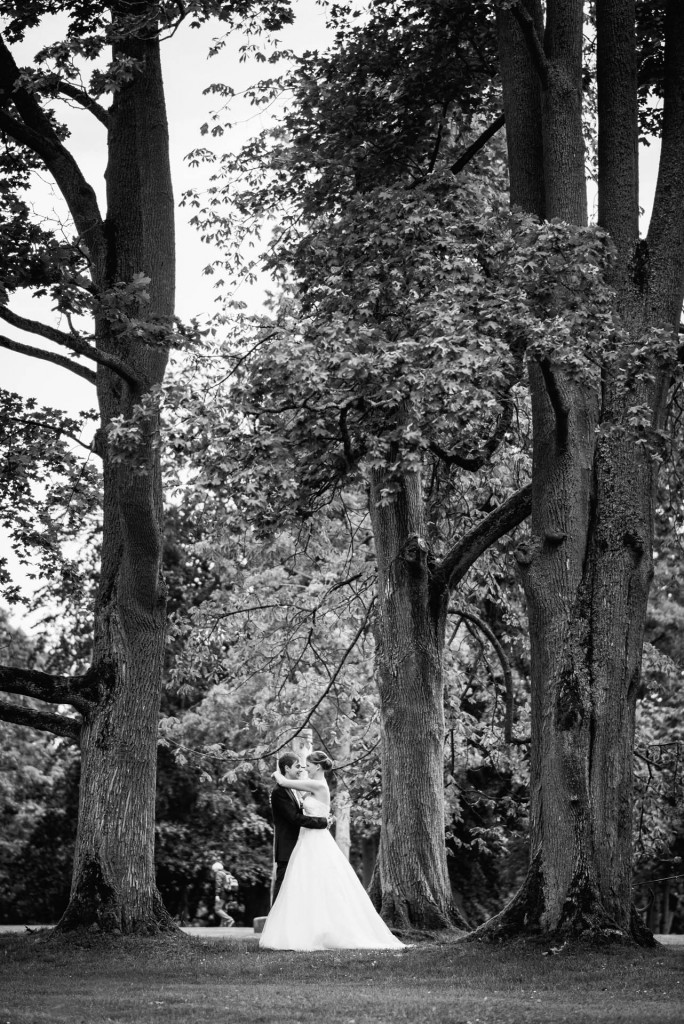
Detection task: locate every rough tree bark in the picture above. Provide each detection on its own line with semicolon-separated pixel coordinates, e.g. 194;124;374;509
368;465;455;930
481;0;684;944
367;437;532;929
60;16;175;932
0;6;176;933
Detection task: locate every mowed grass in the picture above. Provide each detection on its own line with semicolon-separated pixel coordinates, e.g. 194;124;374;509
0;930;682;1024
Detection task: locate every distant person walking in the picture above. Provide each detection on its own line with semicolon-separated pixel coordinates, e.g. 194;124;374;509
211;861;238;927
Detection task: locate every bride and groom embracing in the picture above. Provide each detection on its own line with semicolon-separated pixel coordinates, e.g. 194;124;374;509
259;749;405;951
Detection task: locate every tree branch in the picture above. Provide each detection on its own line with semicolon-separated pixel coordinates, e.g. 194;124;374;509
10;414;95;454
451;114;506;175
427;101;449;175
452;608;529;745
57;81;110;127
0;108;55;160
0;665;95;714
538;357;569;448
278;599;376;749
429;401;514;471
339;405;362;470
0;34;104;264
439;484;533;590
0;307;143;387
510;1;550;87
0;305;79;347
0;697;80;740
0;333;96;384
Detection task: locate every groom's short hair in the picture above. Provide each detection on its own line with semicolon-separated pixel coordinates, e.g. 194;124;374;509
278;751;299;774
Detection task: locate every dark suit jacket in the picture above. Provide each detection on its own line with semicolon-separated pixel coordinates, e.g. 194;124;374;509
271;784;327;862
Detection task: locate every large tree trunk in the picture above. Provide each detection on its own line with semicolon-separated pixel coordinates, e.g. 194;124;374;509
367;464;465;930
58;17;175;933
483;0;684;944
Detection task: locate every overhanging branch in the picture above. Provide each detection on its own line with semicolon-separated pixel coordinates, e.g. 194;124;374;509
57;82;109;127
451;113;506;176
10;414;94;454
430;401;514;471
0;305;79;347
0;665;95;714
0;108;57;163
0;697;80;740
0;307;142;387
452;608;529;745
0;34;104;263
439;484;532;590
0;333;96;385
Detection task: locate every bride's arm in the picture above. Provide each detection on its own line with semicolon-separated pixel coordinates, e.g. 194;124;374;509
272;770;324;796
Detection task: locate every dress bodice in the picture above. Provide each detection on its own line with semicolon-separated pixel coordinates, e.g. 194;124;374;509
302;793;330;817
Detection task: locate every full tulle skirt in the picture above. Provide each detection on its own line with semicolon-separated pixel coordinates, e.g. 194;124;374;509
259;828;404;951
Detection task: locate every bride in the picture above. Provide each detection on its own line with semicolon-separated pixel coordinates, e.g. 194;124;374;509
259;750;405;951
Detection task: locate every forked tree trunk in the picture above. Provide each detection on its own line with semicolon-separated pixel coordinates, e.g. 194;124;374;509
482;0;684;944
58;17;175;933
509;368;660;941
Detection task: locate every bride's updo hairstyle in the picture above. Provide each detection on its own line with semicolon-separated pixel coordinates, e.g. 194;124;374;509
307;750;333;773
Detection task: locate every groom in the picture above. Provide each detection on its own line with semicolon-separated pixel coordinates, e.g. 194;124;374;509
270;751;328;904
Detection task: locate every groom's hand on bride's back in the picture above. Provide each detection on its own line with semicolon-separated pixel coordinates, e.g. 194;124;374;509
300;814;328;829
327;814;335;829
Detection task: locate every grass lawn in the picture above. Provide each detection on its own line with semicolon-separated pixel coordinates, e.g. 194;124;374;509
0;931;682;1024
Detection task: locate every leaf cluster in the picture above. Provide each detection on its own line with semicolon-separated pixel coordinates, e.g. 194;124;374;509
0;390;100;604
177;173;618;533
186;0;499;277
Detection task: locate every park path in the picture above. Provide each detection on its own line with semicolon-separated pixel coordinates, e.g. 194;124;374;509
0;925;256;939
0;925;682;944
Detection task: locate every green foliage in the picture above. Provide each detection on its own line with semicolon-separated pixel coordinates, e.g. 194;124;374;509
162;491;379;765
0;142;76;298
185;0;499;269
154;748;273;925
0;610;79;923
0;390;99;605
257;0;498;207
173;174;619;538
636;0;667;139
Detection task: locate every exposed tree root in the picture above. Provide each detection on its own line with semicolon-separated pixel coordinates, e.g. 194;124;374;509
467;858;656;948
369;867;468;933
55;860;177;935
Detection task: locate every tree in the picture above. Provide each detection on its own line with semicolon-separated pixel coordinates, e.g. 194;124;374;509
183;0;543;923
482;0;684;943
0;0;294;934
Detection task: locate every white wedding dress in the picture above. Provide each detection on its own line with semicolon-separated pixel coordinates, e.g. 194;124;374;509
259;793;404;951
